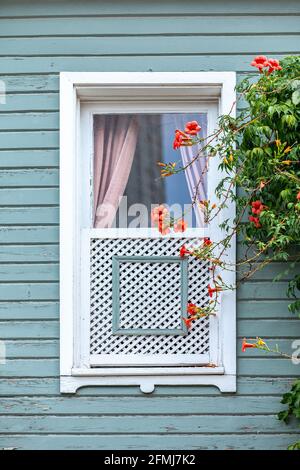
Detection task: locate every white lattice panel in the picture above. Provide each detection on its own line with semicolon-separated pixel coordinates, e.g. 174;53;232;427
118;260;183;330
90;237;210;356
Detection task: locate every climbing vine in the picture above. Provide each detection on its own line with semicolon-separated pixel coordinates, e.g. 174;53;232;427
152;55;300;447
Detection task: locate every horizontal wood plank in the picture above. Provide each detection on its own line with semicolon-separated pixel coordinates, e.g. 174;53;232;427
0;377;296;397
0;16;299;37
0;36;299;56
0;301;59;320
0;93;58;112
238;319;300;337
0;0;299;16
238;282;290;300
0;55;290;74
0;168;58;187
0;245;59;262
0;282;59;300
1;433;299;450
0;226;58;243
0;188;59;205
0;150;58;168
0;112;59;130
0;264;58;281
0;414;298;434
0;321;58;338
238;300;294;319
4;339;58;358
0;394;295;415
0;207;58;224
0;131;58;149
238;262;299;281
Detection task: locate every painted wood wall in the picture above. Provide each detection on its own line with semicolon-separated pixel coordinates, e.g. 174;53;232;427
0;0;299;450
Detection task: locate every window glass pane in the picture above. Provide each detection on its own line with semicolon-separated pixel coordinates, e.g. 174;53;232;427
93;113;207;228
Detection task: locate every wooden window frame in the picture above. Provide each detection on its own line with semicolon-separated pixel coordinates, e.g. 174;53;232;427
60;72;236;394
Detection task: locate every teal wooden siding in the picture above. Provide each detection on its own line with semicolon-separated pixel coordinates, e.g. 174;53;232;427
0;0;299;450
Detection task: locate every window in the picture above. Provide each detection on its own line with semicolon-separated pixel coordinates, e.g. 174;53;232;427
91;112;209;229
60;72;236;393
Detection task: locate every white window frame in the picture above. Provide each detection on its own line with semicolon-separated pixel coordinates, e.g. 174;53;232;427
60;72;236;394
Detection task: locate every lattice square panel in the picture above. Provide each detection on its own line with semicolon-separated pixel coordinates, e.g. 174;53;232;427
90;237;210;356
112;256;188;335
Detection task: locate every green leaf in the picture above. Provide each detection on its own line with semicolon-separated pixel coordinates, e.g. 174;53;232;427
280;189;292;201
292;89;300;105
287;441;300;451
291;79;300;90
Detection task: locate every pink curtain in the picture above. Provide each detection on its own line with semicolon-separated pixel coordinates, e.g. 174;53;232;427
93;115;139;228
179;144;207;227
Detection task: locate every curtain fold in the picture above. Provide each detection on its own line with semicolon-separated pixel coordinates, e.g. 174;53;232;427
93;115;139;228
174;116;207;227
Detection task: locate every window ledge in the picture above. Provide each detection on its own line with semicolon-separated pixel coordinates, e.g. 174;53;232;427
60;366;236;394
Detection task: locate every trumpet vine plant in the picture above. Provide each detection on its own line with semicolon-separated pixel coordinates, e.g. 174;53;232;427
152;55;300;448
